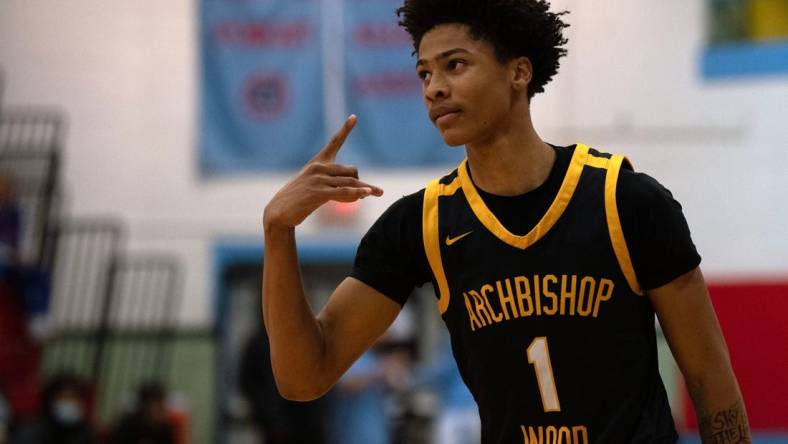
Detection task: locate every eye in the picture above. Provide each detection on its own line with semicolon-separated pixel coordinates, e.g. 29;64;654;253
417;70;431;81
447;59;466;71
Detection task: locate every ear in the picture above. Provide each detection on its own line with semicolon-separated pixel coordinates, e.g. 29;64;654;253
510;57;532;92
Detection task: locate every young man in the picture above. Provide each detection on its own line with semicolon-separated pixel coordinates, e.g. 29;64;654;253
262;1;751;442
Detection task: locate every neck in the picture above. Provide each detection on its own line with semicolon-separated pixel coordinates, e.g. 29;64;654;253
464;105;555;196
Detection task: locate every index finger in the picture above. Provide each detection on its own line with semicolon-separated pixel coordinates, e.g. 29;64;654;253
314;115;357;162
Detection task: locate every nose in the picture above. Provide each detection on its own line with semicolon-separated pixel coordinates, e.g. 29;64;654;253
424;72;448;102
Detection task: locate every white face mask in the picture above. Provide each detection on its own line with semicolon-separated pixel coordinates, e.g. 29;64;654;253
52;399;83;425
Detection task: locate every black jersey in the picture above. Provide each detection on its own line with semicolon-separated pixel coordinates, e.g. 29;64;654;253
421;144;678;443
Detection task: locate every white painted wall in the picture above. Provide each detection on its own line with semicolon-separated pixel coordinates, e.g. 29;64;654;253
1;0;786;326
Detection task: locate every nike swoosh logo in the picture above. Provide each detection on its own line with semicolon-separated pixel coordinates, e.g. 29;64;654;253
445;230;473;246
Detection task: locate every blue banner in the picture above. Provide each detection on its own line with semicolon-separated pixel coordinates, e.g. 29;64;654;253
199;0;462;174
200;0;324;173
342;0;462;167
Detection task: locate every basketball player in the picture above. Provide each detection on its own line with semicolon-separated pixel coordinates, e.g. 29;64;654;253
262;1;751;442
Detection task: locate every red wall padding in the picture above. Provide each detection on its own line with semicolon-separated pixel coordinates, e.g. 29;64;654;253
683;281;788;431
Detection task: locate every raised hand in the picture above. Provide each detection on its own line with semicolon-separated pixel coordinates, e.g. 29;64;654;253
263;115;384;229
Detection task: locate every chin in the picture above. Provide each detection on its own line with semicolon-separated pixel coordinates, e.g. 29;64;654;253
439;128;470;147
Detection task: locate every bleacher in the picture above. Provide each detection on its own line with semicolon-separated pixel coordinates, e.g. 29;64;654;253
0;70;187;439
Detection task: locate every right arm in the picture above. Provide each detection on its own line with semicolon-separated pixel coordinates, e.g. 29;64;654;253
262;115;400;401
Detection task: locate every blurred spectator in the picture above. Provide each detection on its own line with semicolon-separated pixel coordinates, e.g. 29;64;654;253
328;306;421;444
10;373;96;444
106;382;176;444
239;326;325;444
379;306;430;444
0;173;50;340
328;352;390;444
0;277;40;422
0;174;41;422
0;174;21;268
414;331;480;444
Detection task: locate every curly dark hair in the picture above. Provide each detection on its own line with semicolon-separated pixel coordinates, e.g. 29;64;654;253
396;0;569;99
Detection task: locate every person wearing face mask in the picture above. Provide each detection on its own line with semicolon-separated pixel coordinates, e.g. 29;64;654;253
10;374;96;444
106;382;176;444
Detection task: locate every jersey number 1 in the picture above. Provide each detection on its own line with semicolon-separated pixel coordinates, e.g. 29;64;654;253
527;336;561;412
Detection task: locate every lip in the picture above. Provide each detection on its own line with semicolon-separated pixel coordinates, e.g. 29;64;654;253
429;105;461;124
436;111;460;127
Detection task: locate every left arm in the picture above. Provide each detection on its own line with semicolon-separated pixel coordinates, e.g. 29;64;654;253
649;266;751;444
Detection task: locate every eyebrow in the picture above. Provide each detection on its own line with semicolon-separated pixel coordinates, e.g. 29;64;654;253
416;48;471;68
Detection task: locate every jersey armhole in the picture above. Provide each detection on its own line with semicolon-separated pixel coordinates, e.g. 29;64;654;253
423;179;452;314
604;155;645;296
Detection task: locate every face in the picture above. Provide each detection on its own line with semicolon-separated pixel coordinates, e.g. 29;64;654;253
416;24;529;147
143;399;168;424
50;388;84;425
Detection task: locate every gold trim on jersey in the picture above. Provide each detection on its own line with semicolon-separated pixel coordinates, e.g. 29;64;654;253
457;144;590;250
584;154;609;169
423;176;462;314
423;145;644;315
605;155;644;296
